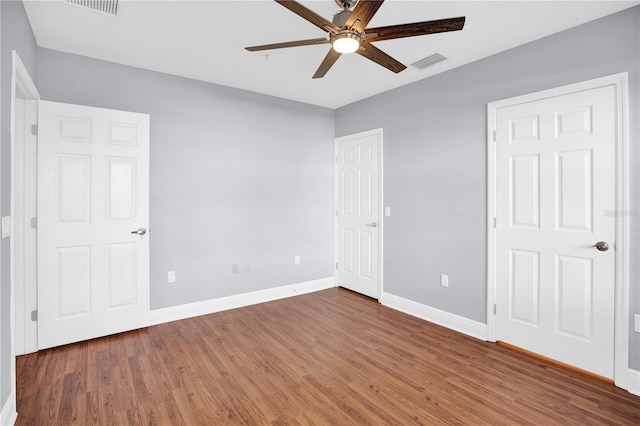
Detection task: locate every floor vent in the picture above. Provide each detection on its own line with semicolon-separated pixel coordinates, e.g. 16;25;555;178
66;0;119;16
411;53;448;70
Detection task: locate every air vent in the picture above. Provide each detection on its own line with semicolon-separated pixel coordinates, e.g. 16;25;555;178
411;53;448;70
66;0;119;16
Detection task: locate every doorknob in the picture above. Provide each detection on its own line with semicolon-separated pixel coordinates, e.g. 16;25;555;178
366;222;378;228
131;227;147;236
591;241;609;252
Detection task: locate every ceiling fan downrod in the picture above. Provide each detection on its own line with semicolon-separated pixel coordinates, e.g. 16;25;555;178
335;0;358;11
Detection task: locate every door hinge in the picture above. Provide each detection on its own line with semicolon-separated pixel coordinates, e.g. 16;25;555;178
31;124;38;136
493;217;497;228
493;130;497;142
335;262;338;270
31;310;38;321
335;156;339;163
493;304;497;315
30;217;37;229
335;209;338;217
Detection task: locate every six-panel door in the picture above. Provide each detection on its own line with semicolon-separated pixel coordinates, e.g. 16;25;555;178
336;131;380;299
37;100;150;349
495;86;616;378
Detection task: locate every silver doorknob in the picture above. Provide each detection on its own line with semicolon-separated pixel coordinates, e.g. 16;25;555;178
591;241;609;252
366;222;378;227
131;227;147;236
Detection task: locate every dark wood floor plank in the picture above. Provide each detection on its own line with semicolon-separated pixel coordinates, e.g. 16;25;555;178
15;287;640;425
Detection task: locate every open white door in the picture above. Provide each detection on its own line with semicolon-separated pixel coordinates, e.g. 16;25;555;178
335;129;382;299
37;100;150;349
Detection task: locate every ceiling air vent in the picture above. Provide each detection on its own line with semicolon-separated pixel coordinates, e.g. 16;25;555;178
66;0;119;16
411;53;447;70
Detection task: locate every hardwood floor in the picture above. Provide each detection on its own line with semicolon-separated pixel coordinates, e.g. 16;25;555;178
16;287;640;425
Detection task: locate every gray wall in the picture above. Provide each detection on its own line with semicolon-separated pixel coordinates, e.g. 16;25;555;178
37;48;335;310
335;6;640;369
0;0;38;407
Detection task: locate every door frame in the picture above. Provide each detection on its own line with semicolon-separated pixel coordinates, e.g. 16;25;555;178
334;128;384;299
486;73;630;389
8;50;40;421
11;52;39;356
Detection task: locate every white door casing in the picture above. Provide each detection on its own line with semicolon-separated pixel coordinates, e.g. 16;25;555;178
37;100;150;350
487;74;629;386
8;50;40;425
13;95;38;356
335;129;382;299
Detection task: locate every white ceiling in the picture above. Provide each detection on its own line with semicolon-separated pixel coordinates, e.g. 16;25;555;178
23;0;639;109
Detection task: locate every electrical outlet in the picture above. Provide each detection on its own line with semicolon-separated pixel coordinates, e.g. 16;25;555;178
295;255;300;265
232;263;240;274
634;314;640;333
168;271;176;284
244;262;252;272
440;274;449;287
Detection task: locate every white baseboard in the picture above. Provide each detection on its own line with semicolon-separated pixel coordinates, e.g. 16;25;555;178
149;277;335;326
1;392;17;426
628;368;640;396
381;292;487;341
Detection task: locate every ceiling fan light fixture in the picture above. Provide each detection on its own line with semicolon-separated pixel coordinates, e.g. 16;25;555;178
332;33;361;54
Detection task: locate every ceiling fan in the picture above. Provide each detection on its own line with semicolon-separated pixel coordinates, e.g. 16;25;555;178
245;0;465;79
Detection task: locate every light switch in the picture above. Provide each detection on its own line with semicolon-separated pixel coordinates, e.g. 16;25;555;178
384;206;391;217
1;216;11;239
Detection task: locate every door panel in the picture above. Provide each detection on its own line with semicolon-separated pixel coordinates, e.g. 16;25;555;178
106;242;137;309
556;150;592;231
495;86;615;378
510;154;539;228
106;157;137;220
57;154;91;222
336;130;381;299
556;255;592;340
38;100;150;350
56;245;91;317
509;249;540;326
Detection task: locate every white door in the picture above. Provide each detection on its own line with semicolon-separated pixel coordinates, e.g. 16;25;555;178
494;85;616;378
335;129;381;299
37;100;150;350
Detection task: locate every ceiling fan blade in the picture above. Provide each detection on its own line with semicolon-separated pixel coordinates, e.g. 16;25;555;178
345;0;385;32
275;0;340;33
356;42;406;74
245;37;330;52
313;49;342;79
365;17;465;42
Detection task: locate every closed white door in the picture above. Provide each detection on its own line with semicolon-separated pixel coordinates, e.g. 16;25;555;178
494;85;616;378
335;130;381;299
37;100;150;350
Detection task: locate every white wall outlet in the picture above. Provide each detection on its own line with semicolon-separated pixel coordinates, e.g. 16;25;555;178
440;274;449;287
232;263;240;274
295;255;300;265
384;206;391;217
634;314;640;333
244;262;252;272
168;271;176;284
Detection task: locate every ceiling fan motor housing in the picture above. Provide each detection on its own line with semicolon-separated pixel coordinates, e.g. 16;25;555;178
333;9;352;27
